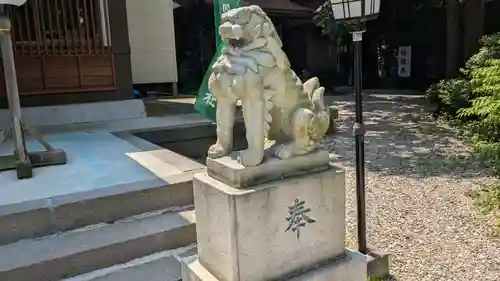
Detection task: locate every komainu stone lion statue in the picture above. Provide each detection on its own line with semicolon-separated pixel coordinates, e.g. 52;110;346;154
207;5;330;167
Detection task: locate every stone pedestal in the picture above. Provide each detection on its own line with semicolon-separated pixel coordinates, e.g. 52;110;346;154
178;150;367;281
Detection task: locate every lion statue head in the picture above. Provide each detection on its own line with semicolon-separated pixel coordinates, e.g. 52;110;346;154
217;5;290;70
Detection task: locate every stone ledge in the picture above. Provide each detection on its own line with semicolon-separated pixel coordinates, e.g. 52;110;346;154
367;248;390;279
178;247;367;281
0;100;146;127
206;149;330;189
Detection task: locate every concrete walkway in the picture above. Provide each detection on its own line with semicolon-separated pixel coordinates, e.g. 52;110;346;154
325;94;500;281
0;113;209;218
0;132;157;214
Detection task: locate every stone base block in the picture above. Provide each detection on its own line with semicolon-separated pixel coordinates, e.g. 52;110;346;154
367;248;390;279
193;163;346;281
178;248;367;281
206;149;330;188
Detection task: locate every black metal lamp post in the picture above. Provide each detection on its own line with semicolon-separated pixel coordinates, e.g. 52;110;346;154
328;0;380;255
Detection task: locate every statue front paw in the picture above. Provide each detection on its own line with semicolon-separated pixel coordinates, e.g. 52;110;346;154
274;144;294;159
237;149;263;167
208;143;230;159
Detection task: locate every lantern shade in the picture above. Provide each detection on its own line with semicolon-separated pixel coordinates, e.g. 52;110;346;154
0;0;27;6
329;0;380;20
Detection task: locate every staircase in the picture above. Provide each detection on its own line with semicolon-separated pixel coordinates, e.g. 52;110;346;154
0;159;198;281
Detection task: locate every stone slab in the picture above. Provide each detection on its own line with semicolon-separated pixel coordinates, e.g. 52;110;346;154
367;248;390;279
206;149;330;188
0;100;146;128
0;131;203;216
0;132;157;213
63;246;195;281
193;164;345;281
179;248;366;281
0;130;201;244
0;210;196;281
287;249;367;281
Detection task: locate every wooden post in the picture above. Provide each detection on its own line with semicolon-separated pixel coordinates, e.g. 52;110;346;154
446;0;460;77
0;6;32;178
463;0;485;62
108;0;133;99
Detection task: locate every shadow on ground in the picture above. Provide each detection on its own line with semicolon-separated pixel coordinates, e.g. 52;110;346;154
324;94;491;179
143;96;198;116
373;275;398;281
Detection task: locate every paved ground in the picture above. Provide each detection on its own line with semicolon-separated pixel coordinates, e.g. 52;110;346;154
0;132;156;211
324;94;500;281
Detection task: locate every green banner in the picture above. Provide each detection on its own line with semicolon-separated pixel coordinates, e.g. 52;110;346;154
194;0;242;121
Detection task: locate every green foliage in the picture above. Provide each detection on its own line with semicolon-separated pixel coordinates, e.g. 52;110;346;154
426;78;470;117
313;2;336;41
470;183;500;225
428;33;500;226
312;1;353;42
456;58;500;135
473;140;500;171
469;180;500;231
465;33;500;70
427;33;500;122
462;120;499;142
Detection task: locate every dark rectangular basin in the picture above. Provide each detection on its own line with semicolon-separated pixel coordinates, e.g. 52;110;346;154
135;121;247;164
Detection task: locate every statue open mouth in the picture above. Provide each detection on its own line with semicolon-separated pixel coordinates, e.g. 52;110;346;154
228;38;246;48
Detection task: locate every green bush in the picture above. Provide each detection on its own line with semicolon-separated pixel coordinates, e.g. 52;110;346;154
427;33;500;226
457;58;500;140
426;78;470;117
470;183;500;229
465;33;500;70
427;33;500;121
473;140;500;173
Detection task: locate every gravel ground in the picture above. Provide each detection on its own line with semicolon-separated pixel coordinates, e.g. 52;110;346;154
323;94;500;281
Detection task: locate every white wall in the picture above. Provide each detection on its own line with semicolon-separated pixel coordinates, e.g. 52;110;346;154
126;0;178;84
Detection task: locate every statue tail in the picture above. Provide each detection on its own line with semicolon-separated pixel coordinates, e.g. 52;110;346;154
302;78;326;112
302;77;331;140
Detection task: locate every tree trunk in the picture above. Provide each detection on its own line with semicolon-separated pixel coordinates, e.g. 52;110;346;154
463;0;484;62
446;0;460;77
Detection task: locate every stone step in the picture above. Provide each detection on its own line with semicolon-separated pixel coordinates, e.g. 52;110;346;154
61;246;196;281
0;100;146;128
0;208;196;281
0;169;196;246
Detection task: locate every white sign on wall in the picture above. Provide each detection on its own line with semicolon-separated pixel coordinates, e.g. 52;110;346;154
398;46;412;77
